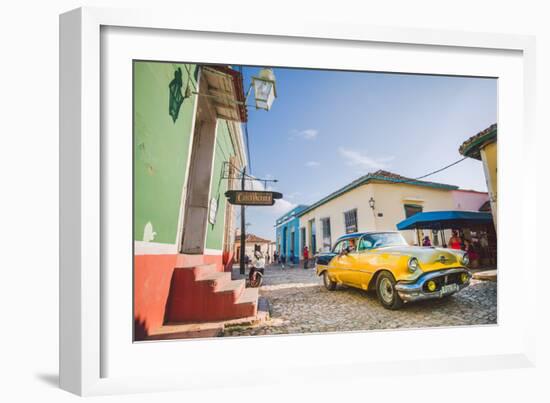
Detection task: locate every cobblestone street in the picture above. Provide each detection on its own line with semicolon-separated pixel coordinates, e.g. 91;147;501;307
225;263;497;337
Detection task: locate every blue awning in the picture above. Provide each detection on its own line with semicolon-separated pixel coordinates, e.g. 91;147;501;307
396;211;493;230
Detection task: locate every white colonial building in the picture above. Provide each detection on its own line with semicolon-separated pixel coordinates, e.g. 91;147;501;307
297;170;488;256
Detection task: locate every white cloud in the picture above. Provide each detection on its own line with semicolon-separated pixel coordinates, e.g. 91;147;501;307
338;147;394;171
286;191;302;200
271;198;297;215
291;128;319;140
305;161;320;167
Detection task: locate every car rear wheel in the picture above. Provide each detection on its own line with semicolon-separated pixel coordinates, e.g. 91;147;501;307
323;271;337;291
376;271;403;310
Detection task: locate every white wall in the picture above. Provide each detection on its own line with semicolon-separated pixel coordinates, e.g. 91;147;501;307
299;182;456;249
371;183;456;244
299;183;376;253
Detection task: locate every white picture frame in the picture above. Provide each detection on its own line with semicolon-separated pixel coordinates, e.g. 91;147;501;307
60;6;537;396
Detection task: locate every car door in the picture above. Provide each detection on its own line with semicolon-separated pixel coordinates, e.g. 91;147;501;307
337;249;362;286
329;238;361;286
354;236;376;289
327;240;349;283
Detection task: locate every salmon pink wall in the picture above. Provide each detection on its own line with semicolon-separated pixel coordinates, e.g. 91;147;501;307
451;190;489;211
134;253;223;340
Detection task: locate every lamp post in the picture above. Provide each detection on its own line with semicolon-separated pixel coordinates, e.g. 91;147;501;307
239;167;246;275
238;67;277;274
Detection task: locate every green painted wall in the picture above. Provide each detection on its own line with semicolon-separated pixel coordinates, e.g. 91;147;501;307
133;61;198;244
205;120;236;250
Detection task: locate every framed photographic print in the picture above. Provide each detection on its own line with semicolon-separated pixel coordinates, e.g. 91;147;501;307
60;6;536;396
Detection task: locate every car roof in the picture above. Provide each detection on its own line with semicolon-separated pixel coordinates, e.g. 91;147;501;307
337;231;400;241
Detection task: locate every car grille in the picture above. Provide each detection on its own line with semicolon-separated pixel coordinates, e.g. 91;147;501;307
422;273;462;292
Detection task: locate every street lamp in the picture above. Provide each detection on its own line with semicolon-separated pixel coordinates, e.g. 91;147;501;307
251;68;277;111
369;197;376;210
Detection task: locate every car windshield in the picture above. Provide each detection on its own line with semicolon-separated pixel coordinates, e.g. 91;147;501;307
358;233;407;250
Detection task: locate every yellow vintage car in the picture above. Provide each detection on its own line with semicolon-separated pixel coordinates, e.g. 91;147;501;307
315;231;472;309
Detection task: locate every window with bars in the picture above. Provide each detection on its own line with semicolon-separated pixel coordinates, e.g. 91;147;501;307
321;217;332;251
404;204;423;218
344;209;358;233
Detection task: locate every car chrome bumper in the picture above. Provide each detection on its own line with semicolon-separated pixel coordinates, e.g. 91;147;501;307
395;268;472;303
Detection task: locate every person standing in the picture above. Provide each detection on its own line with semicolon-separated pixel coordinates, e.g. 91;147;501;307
303;246;309;269
464;239;479;267
422;236;432;247
449;230;462;250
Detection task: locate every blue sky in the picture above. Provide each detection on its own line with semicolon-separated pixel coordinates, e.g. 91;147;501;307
238;66;497;241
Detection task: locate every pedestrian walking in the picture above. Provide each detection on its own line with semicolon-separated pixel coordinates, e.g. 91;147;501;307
303;246;309;269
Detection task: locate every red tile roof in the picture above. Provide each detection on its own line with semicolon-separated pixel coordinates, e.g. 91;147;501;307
235;233;273;244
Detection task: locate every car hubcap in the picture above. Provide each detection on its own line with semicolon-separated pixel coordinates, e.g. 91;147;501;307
324;273;331;287
380;278;394;303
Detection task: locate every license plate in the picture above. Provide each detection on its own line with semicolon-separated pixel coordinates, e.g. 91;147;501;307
441;284;459;294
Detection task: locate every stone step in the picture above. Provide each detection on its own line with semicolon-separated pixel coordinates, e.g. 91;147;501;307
236;287;259;306
146;323;223;340
216;278;246;300
472;269;497;281
178;263;218;280
147;300;270;341
164;263;257;324
197;271;232;288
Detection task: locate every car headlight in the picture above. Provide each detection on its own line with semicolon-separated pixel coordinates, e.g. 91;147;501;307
461;253;470;266
408;257;420;273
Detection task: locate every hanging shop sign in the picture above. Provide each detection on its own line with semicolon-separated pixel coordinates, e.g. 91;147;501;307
225;190;283;206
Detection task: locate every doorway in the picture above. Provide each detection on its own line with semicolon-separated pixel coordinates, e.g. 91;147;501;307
180;89;217;254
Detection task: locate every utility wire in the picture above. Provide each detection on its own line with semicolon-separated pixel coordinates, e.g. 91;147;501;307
374;156;469;187
414;157;468;180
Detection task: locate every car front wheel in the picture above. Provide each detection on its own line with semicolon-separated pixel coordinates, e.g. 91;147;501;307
323;271;337;291
376;271;403;310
